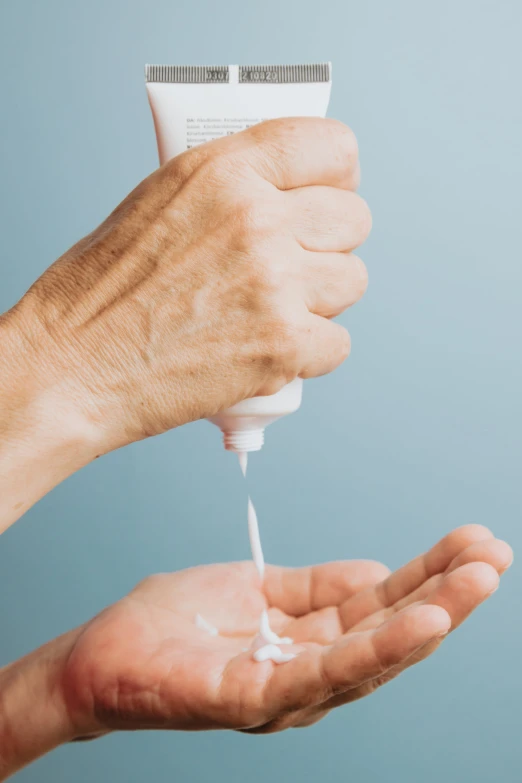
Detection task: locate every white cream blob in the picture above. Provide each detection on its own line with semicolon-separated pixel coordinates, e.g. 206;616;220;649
259;609;292;646
253;644;296;664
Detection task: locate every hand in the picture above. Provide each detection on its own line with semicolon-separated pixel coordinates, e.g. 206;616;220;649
0;524;511;776
59;525;511;738
6;117;369;457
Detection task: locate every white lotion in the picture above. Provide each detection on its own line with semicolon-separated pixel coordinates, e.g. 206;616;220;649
145;63;332;454
248;496;265;580
253;644;296;664
238;451;265;578
238;451;248;478
238;452;295;664
259;609;292;646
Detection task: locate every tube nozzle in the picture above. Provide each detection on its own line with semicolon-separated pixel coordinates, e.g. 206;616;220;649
223;428;265;452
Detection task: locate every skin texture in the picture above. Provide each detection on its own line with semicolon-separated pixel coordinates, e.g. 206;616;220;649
6;117;369;454
58;525;510;740
0;525;511;781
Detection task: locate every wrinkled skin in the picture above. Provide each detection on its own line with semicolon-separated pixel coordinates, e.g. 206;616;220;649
63;525;511;738
8;117;370;456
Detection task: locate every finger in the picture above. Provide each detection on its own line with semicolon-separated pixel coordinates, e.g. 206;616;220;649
323;628;445;710
284;538;508;642
355;537;514;628
445;538;513;576
281;607;345;646
262;605;450;715
298;315;351;378
378;525;495;606
242;117;359;190
303;251;368;318
392;537;513;612
351;561;502;634
421;561;500;631
303;552;507;713
338;524;494;631
264;560;391;617
288;187;372;252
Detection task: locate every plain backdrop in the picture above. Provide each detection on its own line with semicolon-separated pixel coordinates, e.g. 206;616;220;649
0;0;521;781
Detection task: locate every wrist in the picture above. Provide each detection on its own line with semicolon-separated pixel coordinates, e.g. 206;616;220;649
0;308;104;531
0;629;82;779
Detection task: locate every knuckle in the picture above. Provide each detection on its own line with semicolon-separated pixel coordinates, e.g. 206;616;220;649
324;118;359;161
247;117;286;139
200;150;239;184
258;313;301;382
190;147;251;191
165;148;201;181
233;196;284;245
248;116;308;143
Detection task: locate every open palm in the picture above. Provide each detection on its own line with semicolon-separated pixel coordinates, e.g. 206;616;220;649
65;525;511;738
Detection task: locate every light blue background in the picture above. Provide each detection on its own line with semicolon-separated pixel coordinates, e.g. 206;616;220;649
0;0;521;780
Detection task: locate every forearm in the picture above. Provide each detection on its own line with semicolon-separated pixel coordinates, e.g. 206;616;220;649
0;630;81;779
0;309;100;532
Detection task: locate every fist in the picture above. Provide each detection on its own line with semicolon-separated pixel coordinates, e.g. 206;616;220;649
15;117;371;453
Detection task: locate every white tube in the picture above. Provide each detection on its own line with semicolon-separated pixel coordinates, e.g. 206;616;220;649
145;63;332;452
